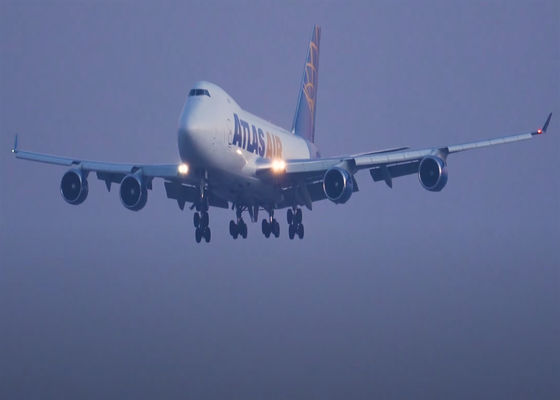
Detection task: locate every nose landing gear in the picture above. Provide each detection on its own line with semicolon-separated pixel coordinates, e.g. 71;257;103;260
193;184;211;243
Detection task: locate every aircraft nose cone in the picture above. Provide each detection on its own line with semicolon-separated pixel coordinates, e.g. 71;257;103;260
180;110;207;136
178;107;214;164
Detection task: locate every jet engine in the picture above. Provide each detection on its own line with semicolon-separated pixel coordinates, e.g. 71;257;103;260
323;167;354;204
120;174;148;211
60;169;88;205
418;156;448;192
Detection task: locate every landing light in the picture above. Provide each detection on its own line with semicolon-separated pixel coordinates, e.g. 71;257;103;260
178;163;189;175
271;159;286;174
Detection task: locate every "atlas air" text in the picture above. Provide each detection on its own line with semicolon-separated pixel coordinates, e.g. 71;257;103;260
231;113;283;159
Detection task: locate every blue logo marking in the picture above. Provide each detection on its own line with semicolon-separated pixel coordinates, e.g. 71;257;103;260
232;113;282;159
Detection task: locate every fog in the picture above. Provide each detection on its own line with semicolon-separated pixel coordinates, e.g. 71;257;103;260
1;1;558;399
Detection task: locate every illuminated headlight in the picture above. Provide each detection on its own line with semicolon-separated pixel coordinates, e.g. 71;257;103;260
271;159;286;174
178;163;189;175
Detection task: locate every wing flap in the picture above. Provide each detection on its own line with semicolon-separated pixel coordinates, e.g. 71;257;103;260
164;181;198;210
370;161;420;185
164;181;229;210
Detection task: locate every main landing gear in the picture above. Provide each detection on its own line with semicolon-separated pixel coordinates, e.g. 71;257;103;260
229;206;248;239
193;209;211;243
261;211;280;239
226;205;304;240
287;207;304;240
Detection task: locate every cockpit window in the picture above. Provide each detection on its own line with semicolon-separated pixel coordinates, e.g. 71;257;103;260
188;88;211;97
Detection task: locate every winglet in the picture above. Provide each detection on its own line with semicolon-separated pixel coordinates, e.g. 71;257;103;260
542;112;552;133
12;134;18;153
534;113;552;135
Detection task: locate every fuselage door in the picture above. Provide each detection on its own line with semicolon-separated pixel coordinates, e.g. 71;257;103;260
226;117;233;146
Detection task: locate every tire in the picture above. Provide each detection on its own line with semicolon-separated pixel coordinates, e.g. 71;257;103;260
261;219;268;233
195;227;202;243
241;222;248;239
273;219;280;238
200;212;209;227
297;223;304;239
295;208;302;225
262;219;270;238
204;227;211;243
288;223;295;240
287;209;293;225
193;212;200;228
230;220;239;239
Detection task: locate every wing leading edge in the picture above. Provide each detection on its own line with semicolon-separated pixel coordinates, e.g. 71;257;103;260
12;143;183;178
12;139;196;190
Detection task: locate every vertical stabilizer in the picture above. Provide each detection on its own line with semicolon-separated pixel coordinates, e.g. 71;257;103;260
292;25;320;143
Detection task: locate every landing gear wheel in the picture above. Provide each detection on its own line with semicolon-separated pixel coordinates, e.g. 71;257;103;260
297;223;304;239
229;220;238;239
240;220;248;239
203;226;211;243
287;209;293;225
200;211;209;228
295;208;302;225
262;219;271;238
195;227;202;243
272;219;280;238
193;212;200;228
288;223;295;240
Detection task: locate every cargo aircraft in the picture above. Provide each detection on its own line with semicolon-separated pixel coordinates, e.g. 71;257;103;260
13;26;551;243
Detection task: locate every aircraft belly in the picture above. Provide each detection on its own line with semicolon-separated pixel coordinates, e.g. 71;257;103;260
209;169;280;206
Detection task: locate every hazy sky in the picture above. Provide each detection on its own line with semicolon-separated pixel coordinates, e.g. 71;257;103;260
1;1;558;399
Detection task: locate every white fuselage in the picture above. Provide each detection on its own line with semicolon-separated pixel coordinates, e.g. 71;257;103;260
177;82;313;205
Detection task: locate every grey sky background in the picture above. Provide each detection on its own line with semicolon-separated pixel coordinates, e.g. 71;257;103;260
1;1;558;399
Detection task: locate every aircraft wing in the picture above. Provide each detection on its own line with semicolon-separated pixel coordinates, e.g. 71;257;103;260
12;138;196;188
256;113;551;206
12;138;231;209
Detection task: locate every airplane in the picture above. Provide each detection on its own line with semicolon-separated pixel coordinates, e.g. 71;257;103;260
12;25;551;243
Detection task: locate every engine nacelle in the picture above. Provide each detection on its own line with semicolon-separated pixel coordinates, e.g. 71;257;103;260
60;169;88;205
120;174;148;211
418;156;448;192
323;167;354;204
